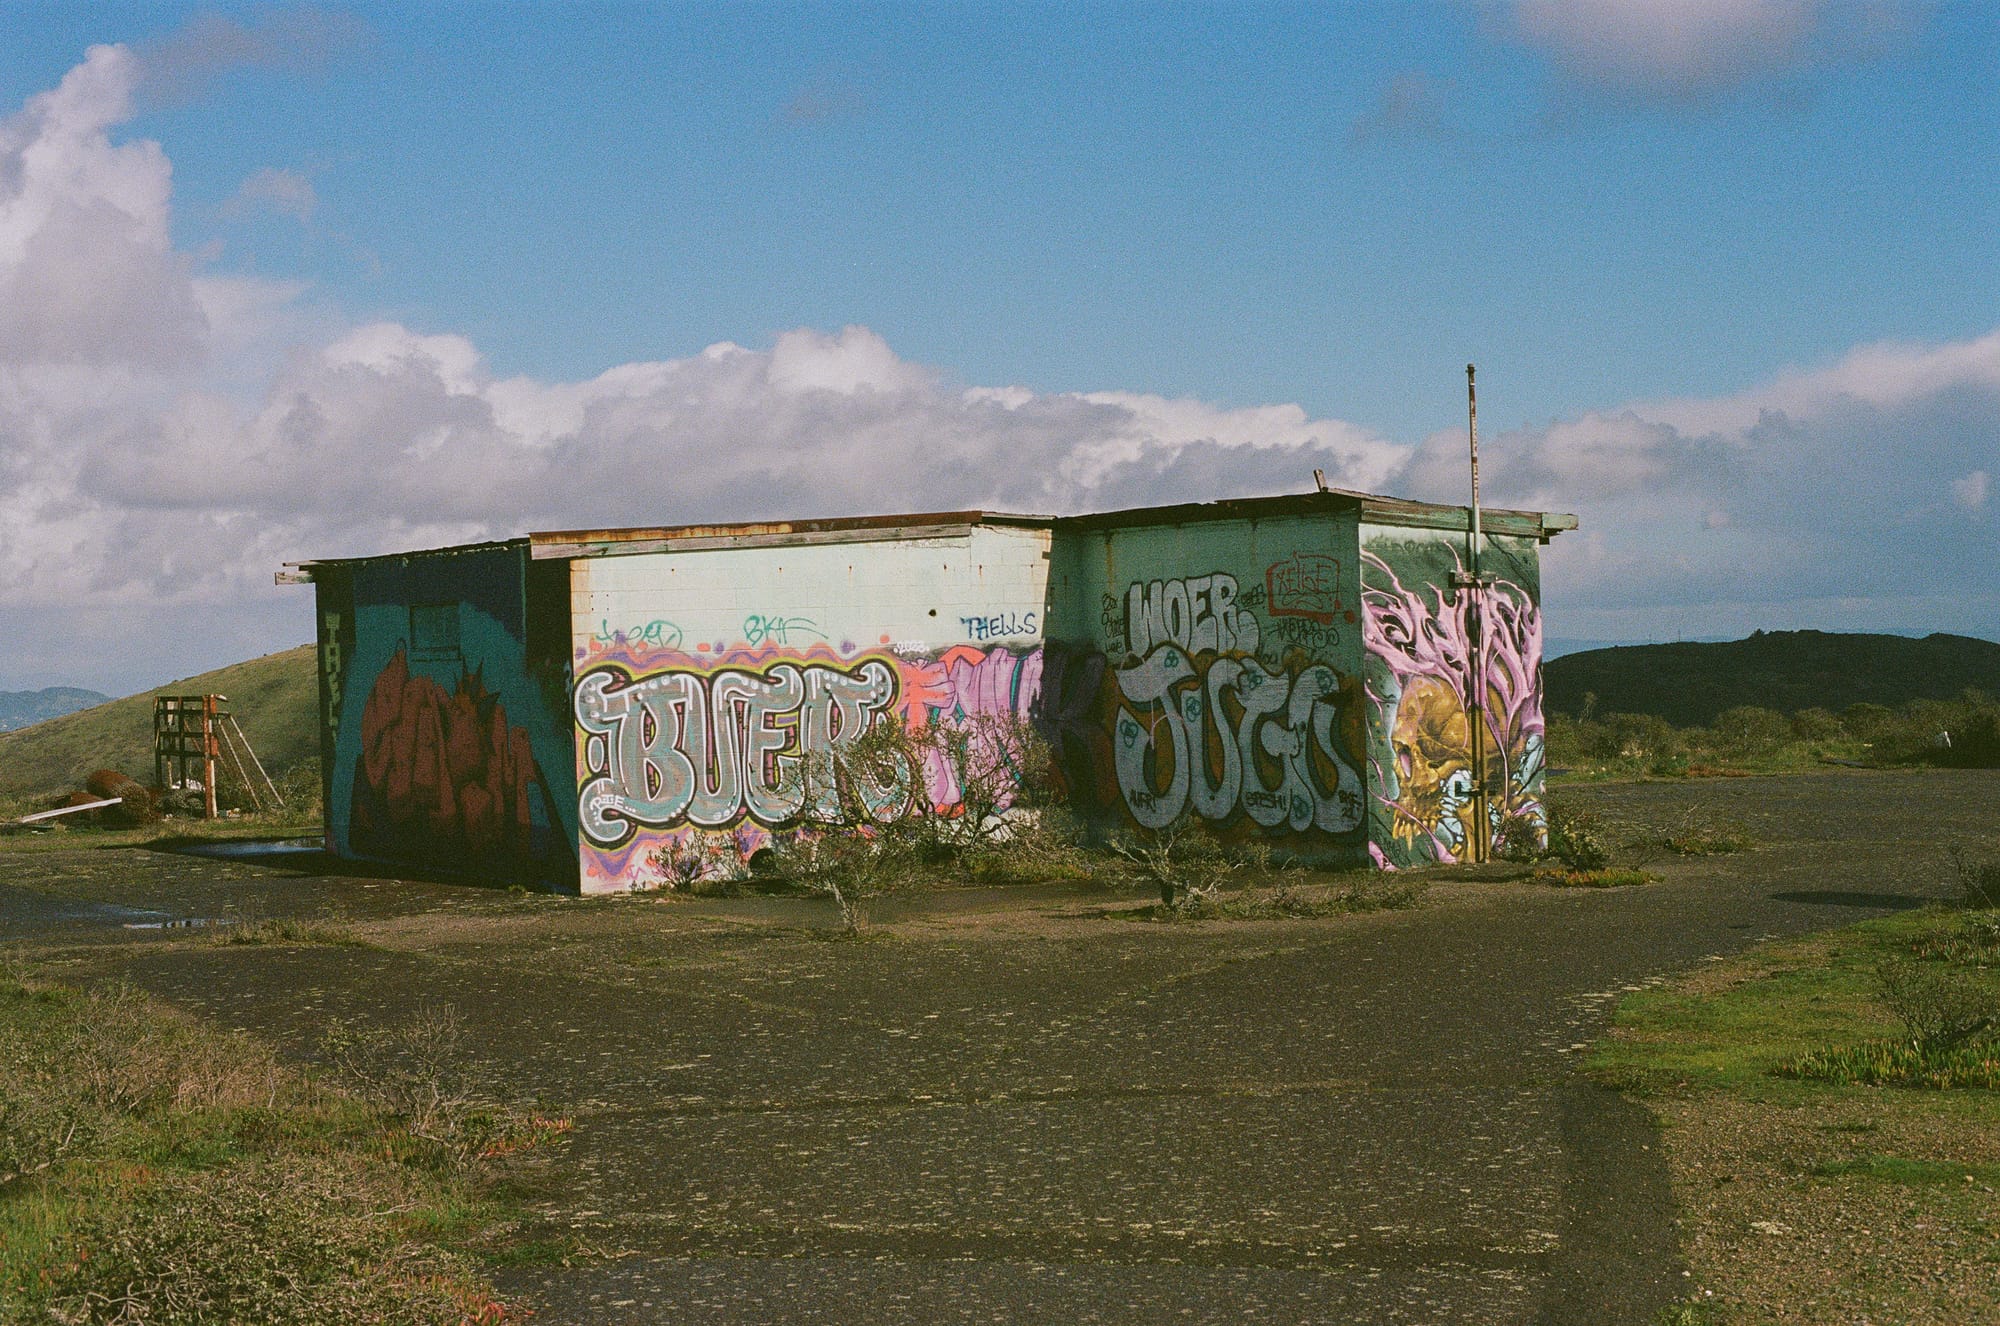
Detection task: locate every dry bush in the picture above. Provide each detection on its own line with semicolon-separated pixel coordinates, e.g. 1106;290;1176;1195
1875;960;1999;1053
40;1157;490;1326
322;1003;477;1153
47;983;288;1117
1543;798;1610;871
319;1002;561;1170
1947;845;2000;910
1108;817;1249;911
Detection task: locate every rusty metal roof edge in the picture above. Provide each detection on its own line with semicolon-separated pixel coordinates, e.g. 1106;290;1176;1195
278;536;532;575
279;491;1578;578
1055;490;1576;540
527;509;1054;551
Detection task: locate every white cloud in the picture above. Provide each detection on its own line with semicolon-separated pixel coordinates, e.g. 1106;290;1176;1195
0;43;1993;692
221;166;317;222
1508;0;1927;101
0;44;206;368
1954;470;1990;512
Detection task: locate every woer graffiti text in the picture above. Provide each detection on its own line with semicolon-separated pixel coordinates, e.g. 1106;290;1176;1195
1110;571;1364;836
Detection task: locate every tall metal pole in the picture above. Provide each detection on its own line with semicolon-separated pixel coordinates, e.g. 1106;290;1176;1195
1467;365;1482;575
1465;364;1488;863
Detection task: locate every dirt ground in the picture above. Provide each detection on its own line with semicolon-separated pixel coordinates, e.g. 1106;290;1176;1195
3;768;1994;1324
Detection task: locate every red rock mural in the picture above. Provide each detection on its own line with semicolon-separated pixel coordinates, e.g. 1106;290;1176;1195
350;648;544;868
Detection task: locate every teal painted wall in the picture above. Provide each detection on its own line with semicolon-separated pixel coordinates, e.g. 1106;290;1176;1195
1045;512;1369;864
1360;524;1545;868
324;545;576;887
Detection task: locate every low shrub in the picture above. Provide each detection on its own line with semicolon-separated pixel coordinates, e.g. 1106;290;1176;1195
1628;805;1754;858
0;974;551;1323
1874;959;1998;1052
1107;817;1246;911
1947;845;2000;910
1494;812;1545;863
1544;799;1609;871
1909;912;2000;964
1168;876;1428;921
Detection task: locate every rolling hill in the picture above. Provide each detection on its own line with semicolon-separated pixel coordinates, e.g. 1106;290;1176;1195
0;687;110;733
1544;630;2000;727
0;646;319;801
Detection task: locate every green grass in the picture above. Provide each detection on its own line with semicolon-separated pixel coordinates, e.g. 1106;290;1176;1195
1588;911;1936;1097
0;967;563;1324
0;644;318;802
1810;1153;2000;1186
1590;907;2000;1098
1590;901;2000;1320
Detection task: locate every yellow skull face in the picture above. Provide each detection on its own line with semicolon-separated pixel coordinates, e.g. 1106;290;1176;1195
1391;676;1500;854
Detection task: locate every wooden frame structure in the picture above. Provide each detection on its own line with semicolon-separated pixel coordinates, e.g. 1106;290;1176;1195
153;695;283;819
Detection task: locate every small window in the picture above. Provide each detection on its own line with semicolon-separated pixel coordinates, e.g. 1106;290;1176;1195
410;602;462;660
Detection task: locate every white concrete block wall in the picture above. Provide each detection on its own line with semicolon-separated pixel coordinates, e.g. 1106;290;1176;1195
566;525;1052;891
568;525;1050;659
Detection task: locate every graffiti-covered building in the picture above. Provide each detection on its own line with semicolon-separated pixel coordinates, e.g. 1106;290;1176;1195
280;490;1574;892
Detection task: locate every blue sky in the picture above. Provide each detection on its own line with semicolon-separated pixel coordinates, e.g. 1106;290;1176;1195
0;2;1994;693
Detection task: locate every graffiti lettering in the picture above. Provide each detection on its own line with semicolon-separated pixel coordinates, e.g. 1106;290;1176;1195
1266;553;1342;624
742;614;825;647
1122;574;1260;659
1265;615;1341;656
574;658;903;848
1112;646;1363;834
960;610;1038;642
1099;592;1122;640
589;618;683;652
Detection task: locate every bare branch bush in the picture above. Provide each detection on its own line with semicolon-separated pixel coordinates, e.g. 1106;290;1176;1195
1875;960;1999;1053
1947;844;2000;909
1108;815;1247;911
1543;797;1609;871
767;712;1079;928
765;739;917;935
318;1002;550;1168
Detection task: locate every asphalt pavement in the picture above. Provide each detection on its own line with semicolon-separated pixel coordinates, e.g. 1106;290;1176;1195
4;768;1991;1324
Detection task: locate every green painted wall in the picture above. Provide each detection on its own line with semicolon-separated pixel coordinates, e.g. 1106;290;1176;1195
324;545;576;887
1045;512;1369;863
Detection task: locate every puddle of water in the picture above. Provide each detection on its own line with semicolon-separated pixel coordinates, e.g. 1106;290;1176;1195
166;839;322;860
0;884;173;933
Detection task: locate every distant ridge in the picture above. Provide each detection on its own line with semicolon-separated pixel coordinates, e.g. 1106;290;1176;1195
1545;630;2000;727
0;687;111;733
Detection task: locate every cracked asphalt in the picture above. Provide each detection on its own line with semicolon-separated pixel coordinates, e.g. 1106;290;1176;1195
3;768;1991;1324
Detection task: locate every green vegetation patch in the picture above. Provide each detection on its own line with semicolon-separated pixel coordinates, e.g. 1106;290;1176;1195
0;968;566;1324
1592;886;2000;1321
1588;909;1959;1097
1809;1153;2000;1186
1546;687;2000;782
1128;876;1429;922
